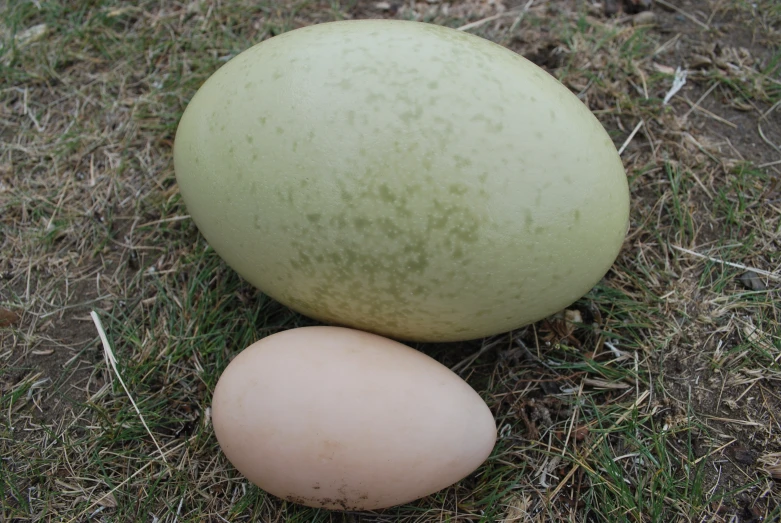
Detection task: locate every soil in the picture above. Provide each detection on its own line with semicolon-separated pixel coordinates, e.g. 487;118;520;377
1;277;101;425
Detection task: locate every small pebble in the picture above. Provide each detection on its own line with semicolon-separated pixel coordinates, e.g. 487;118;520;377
0;308;20;327
633;11;657;25
738;270;767;291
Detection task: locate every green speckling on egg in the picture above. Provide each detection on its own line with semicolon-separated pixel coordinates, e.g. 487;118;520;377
449;184;468;195
173;19;630;342
524;210;534;231
353;217;371;230
365;92;385;103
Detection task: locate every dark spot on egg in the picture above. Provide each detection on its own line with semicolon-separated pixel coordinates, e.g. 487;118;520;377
378;184;396;203
353;217;371;230
448;183;468;195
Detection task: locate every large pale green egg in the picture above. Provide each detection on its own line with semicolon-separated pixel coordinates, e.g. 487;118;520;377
173;20;629;342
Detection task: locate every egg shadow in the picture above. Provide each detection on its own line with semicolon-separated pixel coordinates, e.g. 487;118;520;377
242;288;499;390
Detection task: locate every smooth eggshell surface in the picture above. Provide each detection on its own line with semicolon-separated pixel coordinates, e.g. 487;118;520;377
211;326;497;511
174;20;630;342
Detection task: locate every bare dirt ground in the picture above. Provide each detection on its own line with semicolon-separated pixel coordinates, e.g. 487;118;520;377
1;0;779;521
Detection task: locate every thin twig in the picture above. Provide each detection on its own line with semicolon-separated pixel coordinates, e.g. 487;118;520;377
653;33;681;57
682;82;720;120
655;0;710;30
618;120;644;156
681;98;738;128
636;65;649;100
40;295;114;319
173;497;184;523
684;161;715;199
508;0;535;34
670;245;781;281
703;415;765;427
722;136;746;161
90;311;168;463
693;439;737;465
762;99;781;120
561;382;584;456
25;259;32;302
450;337;504;373
138;215;191;228
758;123;781;155
458;9;521;31
45;177;73;232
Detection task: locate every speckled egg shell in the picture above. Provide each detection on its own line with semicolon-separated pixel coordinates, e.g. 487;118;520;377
173;20;630;342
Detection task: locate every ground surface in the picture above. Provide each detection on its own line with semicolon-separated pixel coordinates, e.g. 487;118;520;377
1;0;780;521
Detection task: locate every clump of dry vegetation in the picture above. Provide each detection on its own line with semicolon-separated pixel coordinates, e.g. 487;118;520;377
1;0;779;521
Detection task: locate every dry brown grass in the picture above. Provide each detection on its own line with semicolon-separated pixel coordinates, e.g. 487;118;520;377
1;0;779;521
